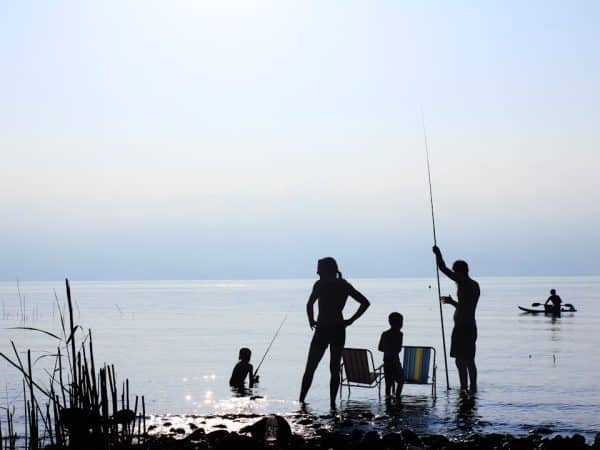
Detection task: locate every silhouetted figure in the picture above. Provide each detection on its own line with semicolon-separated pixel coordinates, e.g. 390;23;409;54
433;246;480;393
299;257;371;409
545;289;562;316
229;347;257;389
378;312;404;401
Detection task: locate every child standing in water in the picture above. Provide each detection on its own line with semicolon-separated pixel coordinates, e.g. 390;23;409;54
378;312;404;400
229;347;257;389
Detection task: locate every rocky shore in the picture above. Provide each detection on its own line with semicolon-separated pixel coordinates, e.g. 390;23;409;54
143;414;600;450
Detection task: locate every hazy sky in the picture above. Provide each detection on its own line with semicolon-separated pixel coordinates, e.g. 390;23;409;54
1;1;599;280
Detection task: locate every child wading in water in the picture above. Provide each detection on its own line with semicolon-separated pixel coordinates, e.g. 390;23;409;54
378;312;404;400
229;347;258;389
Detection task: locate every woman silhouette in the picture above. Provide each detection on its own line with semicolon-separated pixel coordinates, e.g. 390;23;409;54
299;257;370;409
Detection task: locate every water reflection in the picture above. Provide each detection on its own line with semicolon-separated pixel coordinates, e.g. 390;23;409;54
231;386;253;398
549;317;562;344
454;392;480;432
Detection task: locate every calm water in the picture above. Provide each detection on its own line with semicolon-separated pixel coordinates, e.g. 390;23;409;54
1;277;599;439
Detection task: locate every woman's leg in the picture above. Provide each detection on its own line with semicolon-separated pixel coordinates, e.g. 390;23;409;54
299;332;328;403
328;328;346;408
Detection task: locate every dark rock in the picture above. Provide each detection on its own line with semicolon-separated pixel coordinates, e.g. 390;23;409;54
568;434;588;450
401;429;422;446
239;414;293;446
505;436;536;450
297;418;313;425
479;433;508;448
421;433;449;449
350;429;364;442
594;432;600;449
174;427;186;434
320;431;350;450
189;422;198;429
290;434;306;450
163;421;172;427
382;432;404;448
147;424;158;431
185;428;206;442
207;429;230;443
363;431;381;447
217;433;263;450
213;424;228;429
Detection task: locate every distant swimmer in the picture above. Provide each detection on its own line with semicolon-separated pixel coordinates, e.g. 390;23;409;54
545;289;562;315
433;246;480;393
299;257;370;410
378;312;404;401
229;347;258;389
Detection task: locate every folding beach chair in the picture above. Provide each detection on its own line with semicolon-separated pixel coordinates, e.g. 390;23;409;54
402;346;437;397
340;348;384;398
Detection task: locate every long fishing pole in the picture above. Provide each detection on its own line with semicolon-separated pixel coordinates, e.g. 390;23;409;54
253;313;288;378
422;114;450;390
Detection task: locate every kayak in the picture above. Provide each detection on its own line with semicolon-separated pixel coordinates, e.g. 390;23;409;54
518;305;577;314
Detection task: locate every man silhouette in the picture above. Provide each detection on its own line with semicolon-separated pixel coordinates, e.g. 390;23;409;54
433;246;480;393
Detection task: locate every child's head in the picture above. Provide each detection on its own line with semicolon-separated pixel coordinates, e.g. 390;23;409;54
550;289;556;295
317;257;341;279
238;347;251;362
388;312;403;329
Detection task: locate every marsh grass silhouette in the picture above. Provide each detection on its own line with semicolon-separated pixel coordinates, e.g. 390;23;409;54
0;279;147;449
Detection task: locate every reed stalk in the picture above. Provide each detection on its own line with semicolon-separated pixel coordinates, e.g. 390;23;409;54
0;278;148;449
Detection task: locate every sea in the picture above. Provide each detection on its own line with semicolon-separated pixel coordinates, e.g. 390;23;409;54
1;277;599;440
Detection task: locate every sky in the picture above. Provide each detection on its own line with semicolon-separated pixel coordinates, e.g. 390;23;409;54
0;0;599;280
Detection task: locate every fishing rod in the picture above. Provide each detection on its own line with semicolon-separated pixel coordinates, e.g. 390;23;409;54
422;113;451;390
253;313;288;378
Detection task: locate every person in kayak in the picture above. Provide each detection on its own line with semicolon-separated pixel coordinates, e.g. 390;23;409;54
299;257;371;409
433;246;480;393
545;289;562;315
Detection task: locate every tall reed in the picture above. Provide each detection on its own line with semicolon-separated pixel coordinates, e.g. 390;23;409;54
0;279;147;449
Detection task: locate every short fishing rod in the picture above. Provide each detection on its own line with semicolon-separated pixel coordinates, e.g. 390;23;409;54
422;114;451;390
253;313;288;378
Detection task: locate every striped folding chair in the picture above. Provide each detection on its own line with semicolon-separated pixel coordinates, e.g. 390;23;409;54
402;346;437;397
340;348;384;398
